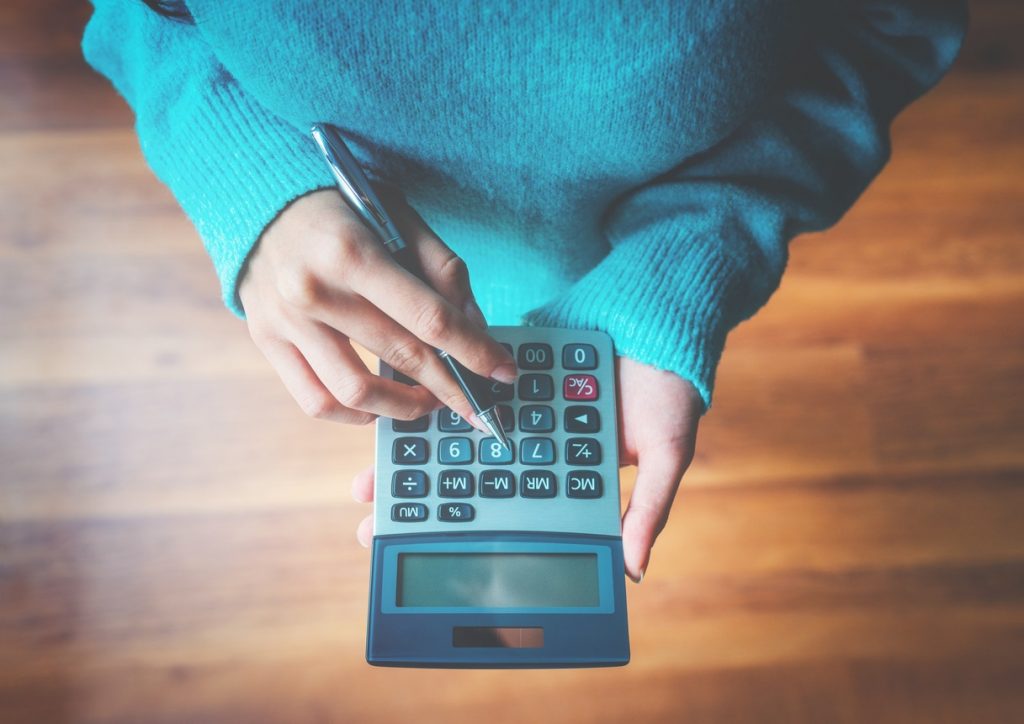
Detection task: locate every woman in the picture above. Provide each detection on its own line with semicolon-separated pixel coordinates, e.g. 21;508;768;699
83;0;967;582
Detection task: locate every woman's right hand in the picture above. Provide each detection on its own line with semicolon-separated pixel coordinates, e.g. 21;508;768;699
239;188;517;427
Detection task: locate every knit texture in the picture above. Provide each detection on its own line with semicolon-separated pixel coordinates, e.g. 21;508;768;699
82;0;966;408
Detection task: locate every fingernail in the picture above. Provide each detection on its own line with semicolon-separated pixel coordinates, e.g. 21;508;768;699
463;299;488;329
491;363;517;384
468;413;490;433
628;560;648;584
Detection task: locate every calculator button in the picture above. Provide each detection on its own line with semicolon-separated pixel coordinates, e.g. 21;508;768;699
392;470;428;498
392;415;429;433
392;437;428;465
519;437;556;465
517;343;553;370
519;405;555;433
520;471;557;498
437;470;474;497
438;408;472;432
391;503;428;522
519;374;554;401
563;344;598;370
564;405;600;433
479;470;516;498
489;380;515;402
438;437;474;464
566;437;602;465
438;502;475;522
496;404;515;432
479;438;515;464
563;374;599;401
567;471;603;499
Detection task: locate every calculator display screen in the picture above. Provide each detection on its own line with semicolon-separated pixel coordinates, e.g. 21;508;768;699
397;553;600;608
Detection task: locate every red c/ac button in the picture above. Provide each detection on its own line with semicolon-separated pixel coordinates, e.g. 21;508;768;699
563;374;598;401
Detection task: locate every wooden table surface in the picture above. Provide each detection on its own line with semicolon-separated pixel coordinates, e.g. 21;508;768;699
2;2;1022;722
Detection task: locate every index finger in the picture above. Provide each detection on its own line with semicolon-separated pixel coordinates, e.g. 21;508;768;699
348;248;516;382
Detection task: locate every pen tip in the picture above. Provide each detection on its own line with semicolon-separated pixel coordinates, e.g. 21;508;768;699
475;409;510;451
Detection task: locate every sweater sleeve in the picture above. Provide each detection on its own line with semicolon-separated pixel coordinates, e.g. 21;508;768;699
521;0;968;410
82;0;339;317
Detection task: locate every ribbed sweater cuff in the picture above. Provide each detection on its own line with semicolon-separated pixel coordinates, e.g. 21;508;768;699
149;83;337;318
521;219;747;410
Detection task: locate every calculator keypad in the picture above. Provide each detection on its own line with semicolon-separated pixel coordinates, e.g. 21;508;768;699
375;328;620;537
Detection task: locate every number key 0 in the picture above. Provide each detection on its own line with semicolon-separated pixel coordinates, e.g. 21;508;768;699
563;343;597;370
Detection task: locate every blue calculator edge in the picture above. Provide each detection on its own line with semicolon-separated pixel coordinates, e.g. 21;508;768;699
367;327;630;668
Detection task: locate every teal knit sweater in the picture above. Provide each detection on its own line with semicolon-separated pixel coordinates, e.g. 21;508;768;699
82;0;966;408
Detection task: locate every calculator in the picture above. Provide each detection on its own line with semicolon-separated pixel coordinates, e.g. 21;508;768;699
367;326;629;667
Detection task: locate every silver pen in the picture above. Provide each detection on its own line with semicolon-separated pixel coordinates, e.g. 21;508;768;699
310;123;512;451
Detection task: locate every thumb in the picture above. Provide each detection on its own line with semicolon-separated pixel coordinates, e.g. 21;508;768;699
621;443;692;583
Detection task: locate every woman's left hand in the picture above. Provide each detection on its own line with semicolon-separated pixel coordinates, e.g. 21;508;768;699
614;355;703;581
351;355;703;583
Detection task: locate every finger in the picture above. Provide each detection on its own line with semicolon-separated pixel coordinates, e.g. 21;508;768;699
344;246;515;383
392;203;488;329
352;463;375;503
313;291;486;425
293;321;440;420
621;441;693;583
257;337;377;424
356;514;373;548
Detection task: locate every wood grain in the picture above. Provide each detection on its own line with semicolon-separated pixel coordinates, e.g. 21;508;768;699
2;1;1023;722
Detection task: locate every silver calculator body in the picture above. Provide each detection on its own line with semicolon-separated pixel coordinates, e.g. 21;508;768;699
367;327;629;667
